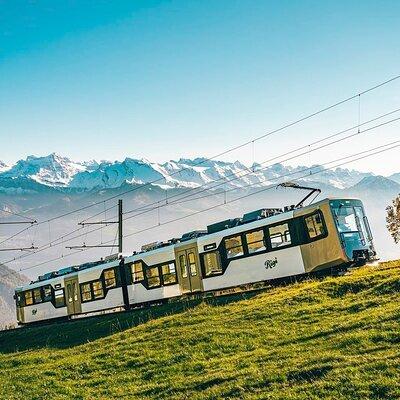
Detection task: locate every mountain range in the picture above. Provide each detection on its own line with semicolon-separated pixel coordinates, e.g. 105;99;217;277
1;153;400;327
1;153;399;193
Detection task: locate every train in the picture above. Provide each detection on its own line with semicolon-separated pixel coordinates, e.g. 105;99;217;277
14;197;376;325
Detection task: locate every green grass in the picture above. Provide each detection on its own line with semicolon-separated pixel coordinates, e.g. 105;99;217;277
1;261;400;400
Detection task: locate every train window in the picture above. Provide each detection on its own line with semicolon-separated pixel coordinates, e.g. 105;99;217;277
43;285;52;302
269;223;291;248
305;212;326;239
225;235;244;259
33;288;42;304
179;254;188;278
146;266;161;288
335;206;358;233
81;283;92;302
203;251;222;276
54;289;65;307
188;252;197;276
92;280;104;299
246;230;266;254
161;263;177;285
104;268;117;289
24;290;33;306
131;261;144;283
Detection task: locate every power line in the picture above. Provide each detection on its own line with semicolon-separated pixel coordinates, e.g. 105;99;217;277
141;139;400;211
1;75;399;275
0;225;34;246
0;207;38;251
2;75;391;260
78;203;117;224
3;138;397;279
0;223;113;266
0;205;120;265
31;74;400;226
2;108;400;267
0;208;36;223
122;111;400;221
122;140;400;239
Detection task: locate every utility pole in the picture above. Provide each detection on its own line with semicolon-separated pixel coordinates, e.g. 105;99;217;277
66;199;123;253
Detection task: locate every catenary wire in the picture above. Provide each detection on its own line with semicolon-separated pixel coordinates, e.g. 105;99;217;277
0;207;36;222
2;139;398;278
122;112;400;220
2;112;400;267
30;75;400;226
4;76;394;258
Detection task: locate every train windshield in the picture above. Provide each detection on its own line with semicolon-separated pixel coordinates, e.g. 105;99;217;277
330;200;373;259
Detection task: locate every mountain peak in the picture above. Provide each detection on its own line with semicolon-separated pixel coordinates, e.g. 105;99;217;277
350;175;400;192
2;153;86;187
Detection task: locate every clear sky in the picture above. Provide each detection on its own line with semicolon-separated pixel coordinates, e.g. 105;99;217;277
1;0;400;174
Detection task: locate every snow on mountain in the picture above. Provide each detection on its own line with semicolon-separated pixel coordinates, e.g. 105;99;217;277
69;158;169;190
0;153;87;187
0;153;397;193
293;166;373;189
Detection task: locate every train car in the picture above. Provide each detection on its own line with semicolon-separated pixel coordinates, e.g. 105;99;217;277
14;197;376;325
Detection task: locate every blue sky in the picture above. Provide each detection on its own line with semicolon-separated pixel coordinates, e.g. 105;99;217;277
1;0;400;174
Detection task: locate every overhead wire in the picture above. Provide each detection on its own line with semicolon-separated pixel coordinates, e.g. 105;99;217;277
1;75;394;261
122;110;400;221
1;109;400;267
0;208;36;222
122;140;400;239
0;75;399;276
122;106;400;217
0;225;35;247
27;74;400;226
3;137;397;278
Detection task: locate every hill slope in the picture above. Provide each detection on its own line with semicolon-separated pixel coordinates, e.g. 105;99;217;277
1;262;400;399
0;264;28;329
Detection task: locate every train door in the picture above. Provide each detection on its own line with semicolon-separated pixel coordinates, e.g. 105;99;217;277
176;245;203;293
65;276;82;315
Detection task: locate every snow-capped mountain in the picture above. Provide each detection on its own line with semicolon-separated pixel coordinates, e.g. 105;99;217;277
1;153;399;282
0;153;398;193
0;153;88;187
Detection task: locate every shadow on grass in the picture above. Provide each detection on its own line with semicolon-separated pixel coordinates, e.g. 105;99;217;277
0;291;260;354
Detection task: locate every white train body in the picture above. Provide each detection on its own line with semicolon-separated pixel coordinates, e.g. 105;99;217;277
15;198;376;324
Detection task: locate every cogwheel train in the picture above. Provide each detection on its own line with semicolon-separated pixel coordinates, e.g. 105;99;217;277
15;197;376;325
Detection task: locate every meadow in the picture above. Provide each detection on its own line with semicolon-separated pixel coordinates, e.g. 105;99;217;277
0;261;399;399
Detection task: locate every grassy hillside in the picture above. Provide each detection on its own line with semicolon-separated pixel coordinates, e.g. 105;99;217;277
1;261;400;400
